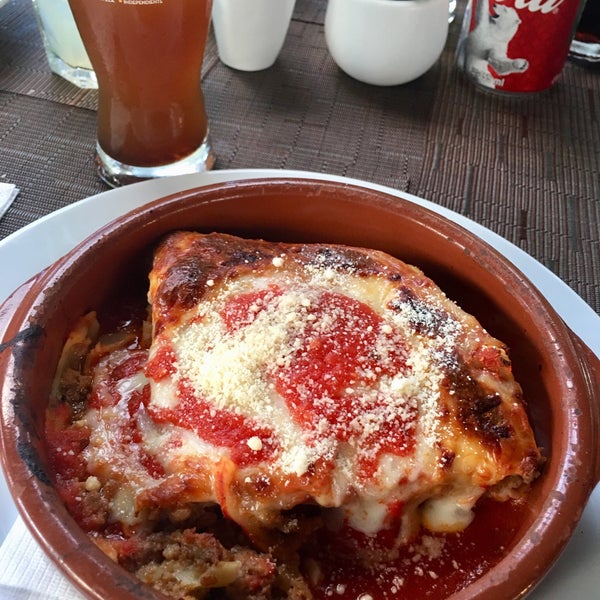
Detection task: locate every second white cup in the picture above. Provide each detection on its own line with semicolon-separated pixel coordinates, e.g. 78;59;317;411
212;0;297;71
325;0;449;86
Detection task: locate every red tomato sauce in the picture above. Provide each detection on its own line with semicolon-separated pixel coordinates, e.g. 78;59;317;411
272;291;414;476
46;402;90;482
307;497;527;599
145;344;177;381
220;285;284;333
147;378;278;467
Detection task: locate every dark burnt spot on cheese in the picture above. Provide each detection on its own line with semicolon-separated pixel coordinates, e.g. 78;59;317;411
233;473;276;503
472;393;513;440
220;248;270;267
301;245;381;276
473;392;503;414
476;410;512;441
438;446;456;469
157;254;211;315
449;368;513;444
389;287;449;337
193;233;276;270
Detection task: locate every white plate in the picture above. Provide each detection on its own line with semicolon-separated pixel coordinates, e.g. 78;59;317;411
1;169;598;598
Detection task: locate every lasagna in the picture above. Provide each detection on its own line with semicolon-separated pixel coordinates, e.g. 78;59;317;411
46;232;542;600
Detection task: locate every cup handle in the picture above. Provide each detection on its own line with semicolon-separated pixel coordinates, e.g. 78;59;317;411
567;328;600;485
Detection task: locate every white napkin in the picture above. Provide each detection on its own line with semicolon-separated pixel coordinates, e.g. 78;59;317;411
0;182;19;219
0;518;86;600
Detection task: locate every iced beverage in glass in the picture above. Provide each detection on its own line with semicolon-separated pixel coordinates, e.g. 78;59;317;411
68;0;215;187
32;0;96;89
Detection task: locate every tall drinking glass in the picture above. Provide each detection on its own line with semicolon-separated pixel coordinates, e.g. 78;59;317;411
32;0;97;89
68;0;215;187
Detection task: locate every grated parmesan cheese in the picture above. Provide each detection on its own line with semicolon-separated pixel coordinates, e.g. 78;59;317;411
80;234;540;552
247;436;263;451
144;261;460;537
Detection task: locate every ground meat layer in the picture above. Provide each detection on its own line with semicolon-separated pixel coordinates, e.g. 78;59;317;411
96;528;313;600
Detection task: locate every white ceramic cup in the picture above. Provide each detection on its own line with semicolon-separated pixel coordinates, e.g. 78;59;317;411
212;0;297;71
325;0;449;86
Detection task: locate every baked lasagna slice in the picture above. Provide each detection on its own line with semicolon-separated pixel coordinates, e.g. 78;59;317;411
141;232;541;545
47;232;542;597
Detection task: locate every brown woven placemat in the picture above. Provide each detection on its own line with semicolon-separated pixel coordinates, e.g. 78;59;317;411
0;0;98;109
0;0;598;313
418;43;600;312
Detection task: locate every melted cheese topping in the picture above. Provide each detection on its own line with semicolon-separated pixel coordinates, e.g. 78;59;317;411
146;267;450;535
77;234;541;550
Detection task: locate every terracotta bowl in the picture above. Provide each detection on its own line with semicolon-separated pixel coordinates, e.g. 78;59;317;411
1;178;598;600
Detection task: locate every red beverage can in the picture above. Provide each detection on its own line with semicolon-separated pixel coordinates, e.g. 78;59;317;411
456;0;584;93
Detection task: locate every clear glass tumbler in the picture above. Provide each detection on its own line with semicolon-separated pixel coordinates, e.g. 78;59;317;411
32;0;97;89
